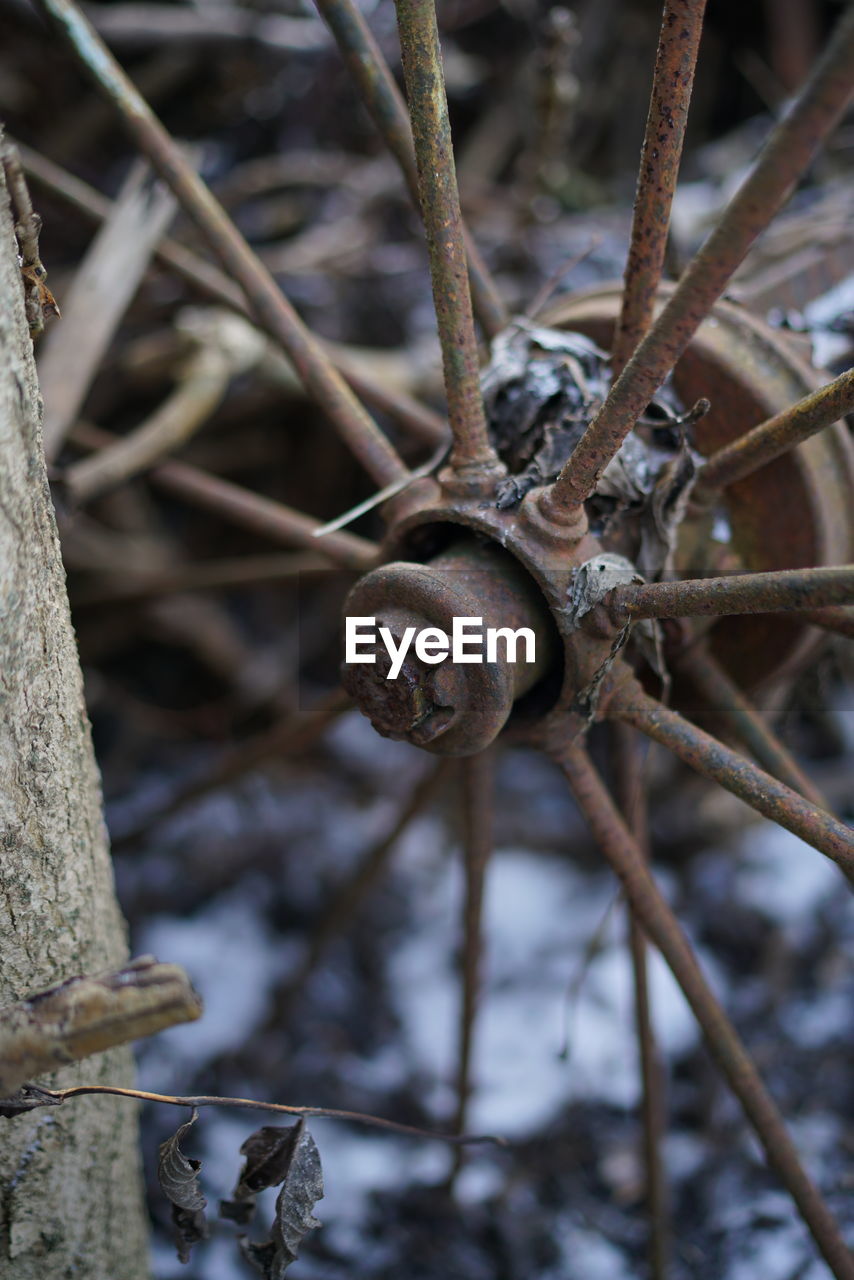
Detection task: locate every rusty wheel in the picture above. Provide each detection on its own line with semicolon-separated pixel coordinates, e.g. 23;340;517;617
29;0;854;1275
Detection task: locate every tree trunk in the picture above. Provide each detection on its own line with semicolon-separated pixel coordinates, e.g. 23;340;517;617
0;160;149;1277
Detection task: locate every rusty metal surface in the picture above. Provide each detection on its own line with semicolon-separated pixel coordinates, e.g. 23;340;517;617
340;539;558;753
379;487;622;751
314;0;505;338
17;139;448;447
696;365;854;495
611;567;854;620
453;750;494;1140
801;606;854;640
612;723;670;1279
556;742;854;1280
36;0;408;488
393;0;499;479
357;420;850;755
543;5;854;515
607;678;854;880
339;284;854;762
21;0;854;1262
149;458;379;570
540;284;854;690
69;421;380;569
611;0;706;376
676;643;826;806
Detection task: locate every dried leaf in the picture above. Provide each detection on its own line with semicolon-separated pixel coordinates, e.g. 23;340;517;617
158;1109;206;1211
480;318;694;514
482;321;608;508
221;1122;303;1226
566;554;644;627
637;439;698;576
597;433;655;505
158;1108;208;1263
238;1119;323;1277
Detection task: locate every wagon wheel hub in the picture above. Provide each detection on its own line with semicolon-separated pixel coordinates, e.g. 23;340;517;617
343;290;854;754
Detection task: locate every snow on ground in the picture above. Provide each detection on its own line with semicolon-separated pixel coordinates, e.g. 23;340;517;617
390;836;711;1132
137;884;297;1090
732;825;843;938
128;724;852;1279
549;1224;635;1280
804;273;854;368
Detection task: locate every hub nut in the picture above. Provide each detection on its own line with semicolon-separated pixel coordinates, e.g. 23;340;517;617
341;539;557;755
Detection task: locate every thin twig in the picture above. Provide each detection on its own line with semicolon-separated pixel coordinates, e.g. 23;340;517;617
0;135;61;337
23;1083;506;1148
524;237;602;320
273;761;450;1015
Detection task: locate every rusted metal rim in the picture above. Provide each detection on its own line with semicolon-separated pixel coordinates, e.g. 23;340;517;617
541;283;854;692
345;281;854;754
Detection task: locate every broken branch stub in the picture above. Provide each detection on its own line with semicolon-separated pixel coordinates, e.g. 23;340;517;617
0;955;202;1094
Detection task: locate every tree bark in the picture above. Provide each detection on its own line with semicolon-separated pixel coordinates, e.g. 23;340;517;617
0;160;149;1276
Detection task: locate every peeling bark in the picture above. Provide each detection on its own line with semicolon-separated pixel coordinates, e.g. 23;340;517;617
0;154;149;1277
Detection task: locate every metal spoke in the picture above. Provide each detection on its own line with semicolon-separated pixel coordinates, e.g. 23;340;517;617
607;679;854;880
35;0;408;488
612;725;670;1280
151;460;379;569
543;4;854;518
70;553;329;608
611;0;707;377
696;365;854;497
453;750;494;1144
800;606;854;641
330;348;447;447
113;688;351;848
313;0;506;338
17;137;447;447
609;567;854;621
677;644;825;806
277;761;449;1012
70;423;379;571
393;0;500;478
556;742;854;1280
